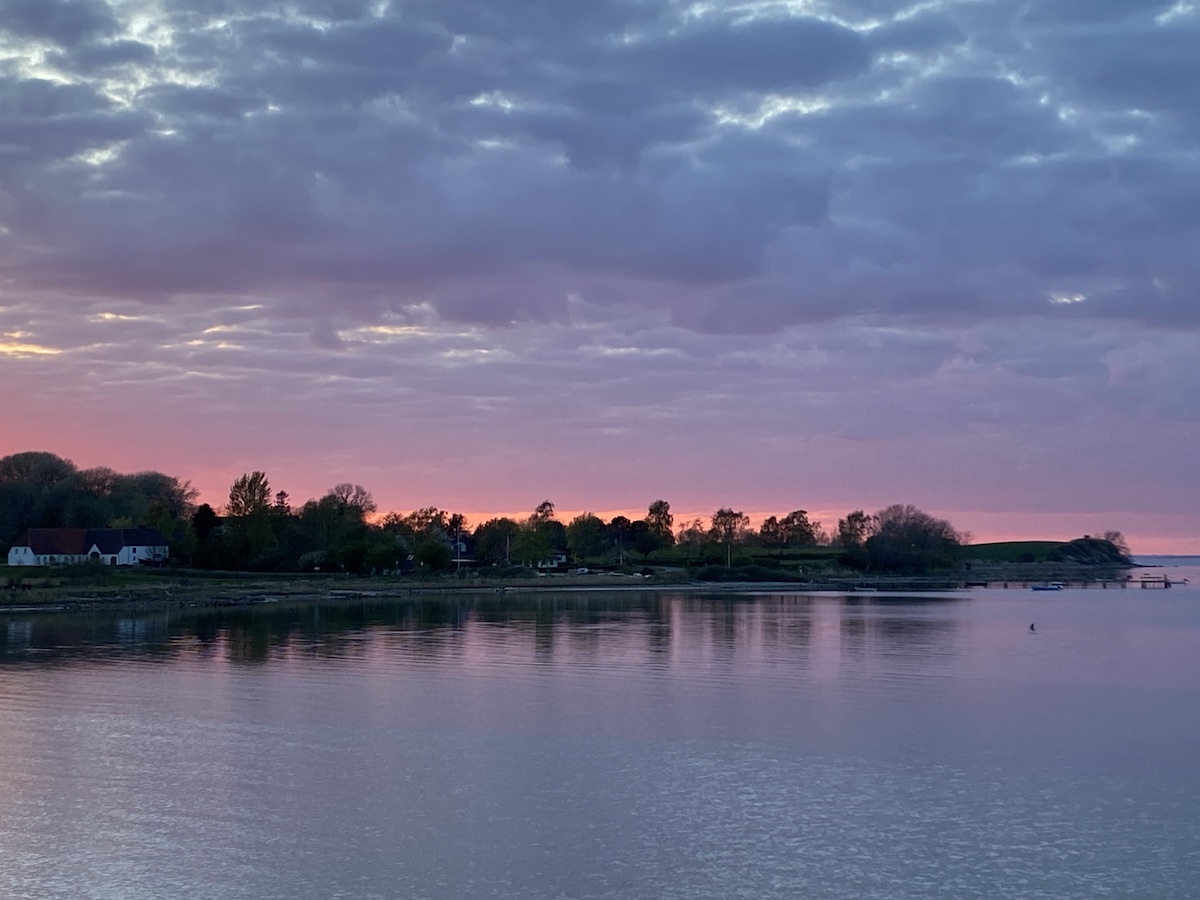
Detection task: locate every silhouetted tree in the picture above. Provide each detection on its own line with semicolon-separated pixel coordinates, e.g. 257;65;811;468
865;504;960;571
329;483;376;518
567;513;606;561
837;510;874;549
1103;530;1131;557
760;515;784;549
473;517;521;565
607;515;632;564
0;451;76;486
779;509;818;547
415;536;452;571
710;508;749;567
645;500;675;547
630;519;661;559
676;518;707;561
227;472;272;517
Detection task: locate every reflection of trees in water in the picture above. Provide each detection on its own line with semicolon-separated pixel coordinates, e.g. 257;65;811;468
2;592;961;669
837;597;962;662
0;611;179;664
759;597;814;652
2;594;674;665
661;595;816;673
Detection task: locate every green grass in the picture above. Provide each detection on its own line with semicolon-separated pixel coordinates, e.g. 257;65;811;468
960;541;1064;563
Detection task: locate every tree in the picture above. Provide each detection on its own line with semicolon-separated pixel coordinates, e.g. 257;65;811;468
76;466;118;497
759;515;784;549
836;510;874;549
329;483;377;518
567;513;606;561
530;500;556;524
473;517;521;565
810;521;830;546
1051;535;1132;565
292;492;375;572
607;515;632;564
404;507;447;534
710;508;750;567
1103;530;1131;557
415;535;452;571
779;510;818;547
630;520;661;559
228;472;271;517
676;518;707;560
645;500;675;546
512;524;553;567
0;451;76;486
0;452;197;555
865;504;960;571
524;499;566;558
125;471;198;539
192;504;221;543
447;513;469;567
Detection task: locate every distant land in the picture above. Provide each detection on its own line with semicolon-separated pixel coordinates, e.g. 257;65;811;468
3;451;1137;584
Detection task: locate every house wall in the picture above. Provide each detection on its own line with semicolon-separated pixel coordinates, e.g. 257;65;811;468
10;552;88;566
8;537;169;567
116;545;169;566
3;547;83;566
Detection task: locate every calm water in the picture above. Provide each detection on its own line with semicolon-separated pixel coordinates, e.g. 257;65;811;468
2;573;1199;899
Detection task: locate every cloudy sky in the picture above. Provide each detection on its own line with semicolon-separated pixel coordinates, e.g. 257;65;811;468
2;0;1197;551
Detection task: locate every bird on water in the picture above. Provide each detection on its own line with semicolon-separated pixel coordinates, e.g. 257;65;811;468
1030;623;1036;633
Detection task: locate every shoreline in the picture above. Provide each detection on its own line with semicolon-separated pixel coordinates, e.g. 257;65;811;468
0;562;1142;615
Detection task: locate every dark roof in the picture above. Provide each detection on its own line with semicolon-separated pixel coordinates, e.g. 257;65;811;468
88;530;127;554
88;528;168;553
13;527;168;555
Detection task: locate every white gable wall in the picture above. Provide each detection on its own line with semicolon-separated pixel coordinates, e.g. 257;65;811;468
8;535;170;567
7;548;87;566
83;543;170;566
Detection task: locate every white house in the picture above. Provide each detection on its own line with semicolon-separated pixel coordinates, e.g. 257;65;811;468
7;528;169;567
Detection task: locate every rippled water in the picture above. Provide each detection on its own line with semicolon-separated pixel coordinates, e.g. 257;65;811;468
2;583;1199;899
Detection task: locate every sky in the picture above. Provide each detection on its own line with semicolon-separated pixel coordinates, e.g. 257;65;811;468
1;0;1198;553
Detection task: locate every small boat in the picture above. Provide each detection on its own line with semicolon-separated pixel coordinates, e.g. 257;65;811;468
1031;583;1065;591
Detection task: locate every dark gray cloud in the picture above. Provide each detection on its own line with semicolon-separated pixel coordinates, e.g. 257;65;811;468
0;0;116;47
622;16;869;94
0;0;1197;333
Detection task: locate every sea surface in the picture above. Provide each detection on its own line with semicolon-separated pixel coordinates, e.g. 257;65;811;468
2;571;1199;899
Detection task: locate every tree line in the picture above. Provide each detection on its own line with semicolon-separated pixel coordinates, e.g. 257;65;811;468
2;450;1123;574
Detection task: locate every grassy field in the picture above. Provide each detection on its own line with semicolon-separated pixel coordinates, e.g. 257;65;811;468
959;541;1065;563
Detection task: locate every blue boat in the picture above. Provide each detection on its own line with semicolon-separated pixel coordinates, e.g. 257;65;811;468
1031;583;1065;591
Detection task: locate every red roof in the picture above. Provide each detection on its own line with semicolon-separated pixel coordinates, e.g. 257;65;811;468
16;529;90;555
13;528;168;555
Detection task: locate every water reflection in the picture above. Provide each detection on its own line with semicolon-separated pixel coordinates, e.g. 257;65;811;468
3;588;1198;900
0;591;967;680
